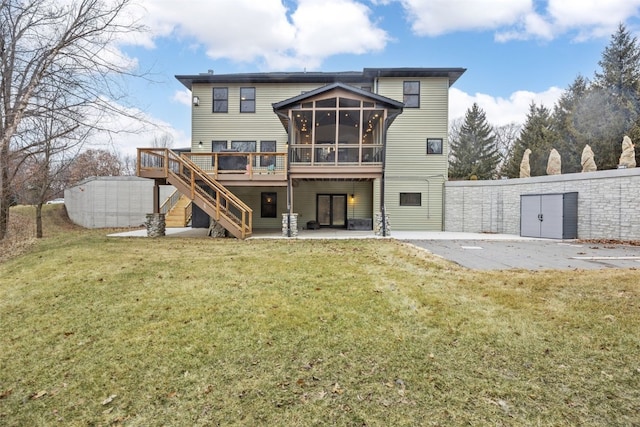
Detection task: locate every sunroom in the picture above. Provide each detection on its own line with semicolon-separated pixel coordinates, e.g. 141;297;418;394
273;83;403;178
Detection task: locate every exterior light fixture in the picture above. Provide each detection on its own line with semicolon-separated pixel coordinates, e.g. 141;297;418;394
198;141;203;147
193;96;200;106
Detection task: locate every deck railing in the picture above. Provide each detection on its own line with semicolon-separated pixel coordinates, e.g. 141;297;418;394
182;152;287;180
288;144;383;165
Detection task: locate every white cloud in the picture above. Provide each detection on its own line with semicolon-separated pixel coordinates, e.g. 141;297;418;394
497;0;640;41
399;0;532;36
130;0;389;70
397;0;640;41
449;86;564;127
547;0;640;31
86;101;190;158
172;89;192;107
290;0;388;57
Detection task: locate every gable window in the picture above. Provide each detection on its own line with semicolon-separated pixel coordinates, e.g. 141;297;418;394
403;81;420;108
261;192;277;218
427;138;443;154
240;87;255;113
400;192;421;206
213;88;228;113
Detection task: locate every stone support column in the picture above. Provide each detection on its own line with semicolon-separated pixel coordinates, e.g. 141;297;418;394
145;213;166;237
374;212;390;236
282;213;299;237
208;220;227;238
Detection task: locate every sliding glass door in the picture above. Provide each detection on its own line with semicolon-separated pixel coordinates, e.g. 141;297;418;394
317;194;346;228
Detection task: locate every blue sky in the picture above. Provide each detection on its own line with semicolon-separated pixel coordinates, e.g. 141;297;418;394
108;0;640;156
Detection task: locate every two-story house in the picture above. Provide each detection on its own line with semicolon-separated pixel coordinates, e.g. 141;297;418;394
137;67;465;238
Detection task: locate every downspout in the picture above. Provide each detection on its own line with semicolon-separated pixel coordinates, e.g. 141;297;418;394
441;176;446;231
275;110;293;237
381;109;402;237
424;174;447;230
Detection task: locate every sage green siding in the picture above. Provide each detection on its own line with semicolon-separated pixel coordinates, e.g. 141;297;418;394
377;77;450;230
191;83;321;153
227;186;286;229
384;177;446;230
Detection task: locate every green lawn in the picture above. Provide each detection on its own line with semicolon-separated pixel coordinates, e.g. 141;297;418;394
0;206;639;426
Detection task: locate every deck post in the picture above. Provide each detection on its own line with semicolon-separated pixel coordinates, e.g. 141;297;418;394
153;180;160;214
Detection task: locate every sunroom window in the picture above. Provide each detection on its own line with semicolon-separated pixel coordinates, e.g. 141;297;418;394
290;96;384;165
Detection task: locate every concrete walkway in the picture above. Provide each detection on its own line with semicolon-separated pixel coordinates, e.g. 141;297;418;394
107;227;640;270
108;227;536;241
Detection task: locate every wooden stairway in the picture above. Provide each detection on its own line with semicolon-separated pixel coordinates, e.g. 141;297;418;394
164;195;192;227
137;148;252;239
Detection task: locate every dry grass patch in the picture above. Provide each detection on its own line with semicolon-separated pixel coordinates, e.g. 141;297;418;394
0;205;81;264
0;206;639;426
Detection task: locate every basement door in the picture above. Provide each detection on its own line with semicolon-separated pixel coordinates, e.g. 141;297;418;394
317;194;347;228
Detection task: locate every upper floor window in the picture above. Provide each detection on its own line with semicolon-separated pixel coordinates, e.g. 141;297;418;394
427;138;443;155
240;87;256;113
213;88;228;113
403;81;420;108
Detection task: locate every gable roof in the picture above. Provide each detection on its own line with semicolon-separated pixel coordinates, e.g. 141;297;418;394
272;82;404;111
272;82;404;130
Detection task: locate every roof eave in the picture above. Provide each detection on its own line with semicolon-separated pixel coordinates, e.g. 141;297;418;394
175;72;367;90
363;67;467;86
272;82;404;112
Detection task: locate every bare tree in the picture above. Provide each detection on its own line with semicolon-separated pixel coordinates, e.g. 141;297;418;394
151;132;174;149
493;122;522;177
65;148;123;185
119;153;137;176
0;0;145;240
20;107;92;237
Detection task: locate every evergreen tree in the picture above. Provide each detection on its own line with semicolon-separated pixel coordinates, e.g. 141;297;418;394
449;103;500;180
503;103;556;178
594;23;640;98
552;75;589;173
588;23;640;168
572;87;623;170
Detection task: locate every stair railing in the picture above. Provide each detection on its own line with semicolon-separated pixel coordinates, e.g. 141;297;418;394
165;149;252;238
